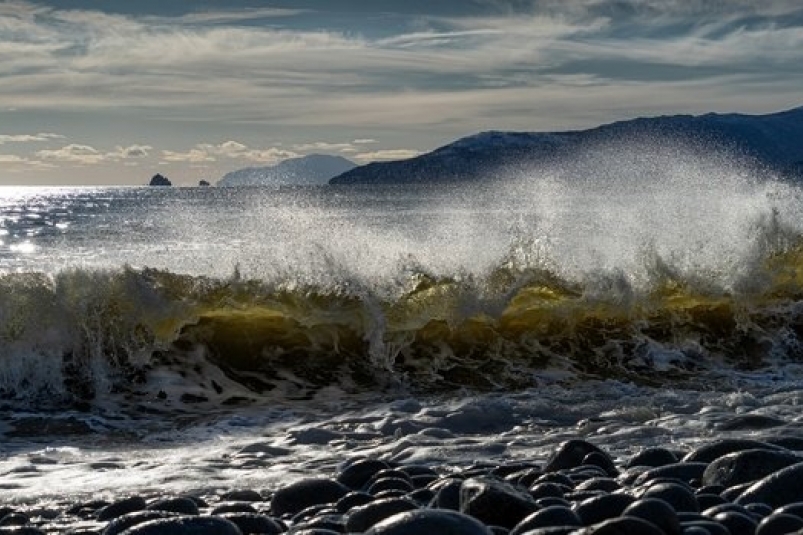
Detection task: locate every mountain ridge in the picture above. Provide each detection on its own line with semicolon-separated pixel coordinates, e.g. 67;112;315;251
330;106;803;185
218;154;356;187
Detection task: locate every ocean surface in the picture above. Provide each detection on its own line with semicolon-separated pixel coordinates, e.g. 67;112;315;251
3;150;803;505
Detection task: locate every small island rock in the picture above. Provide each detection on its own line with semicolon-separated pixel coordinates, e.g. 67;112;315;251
149;174;172;186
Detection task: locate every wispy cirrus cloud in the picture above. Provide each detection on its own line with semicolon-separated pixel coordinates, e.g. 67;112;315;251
354;149;421;162
0;132;63;144
35;143;153;164
161;141;298;165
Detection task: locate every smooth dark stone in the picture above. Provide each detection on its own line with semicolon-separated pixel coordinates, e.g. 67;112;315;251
721;482;753;501
97;497;147;521
712;511;758;534
337;459;391;490
622;498;682;535
221;490;264;502
703;448;802;488
406;488;434;505
513;528;577;535
627;448;679;468
218;513;282;535
145;498;199;516
775;502;803;517
0;515;28;527
271;478;349;517
410;474;438;488
0;528;46;535
103;511;181;535
544;440;613;473
373;490;408;500
536;473;574;488
575;478;620;493
282;530;339;535
580;516;664;534
696;485;726;495
702;503;751;518
680;520;731;535
429;478;463;510
492;463;540;478
368;478;414;495
766;437;803;451
528;482;566;500
634;463;708;486
564;491;605;503
572;493;635;525
460;477;538;529
344;498;418;533
292;506;337;524
116;516;241;535
695;493;726;510
370;470;412;483
490;527;510;535
581;452;618;477
535;498;570;509
745;503;772;518
736;462;803;508
398;465;438;479
210;503;257;515
364;509;493;535
510;506;582;535
717;414;786;431
642;482;700;513
756;513;803;535
295;514;345;533
682;439;784;464
335;492;374;513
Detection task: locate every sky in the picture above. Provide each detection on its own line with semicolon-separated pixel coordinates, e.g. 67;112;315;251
1;0;802;186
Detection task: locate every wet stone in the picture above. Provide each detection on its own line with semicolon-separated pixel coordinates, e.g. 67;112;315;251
735;462;803;508
510;506;583;535
544;440;612;473
103;511;182;535
626;447;679;468
459;477;539;529
270;478;349;517
640;482;699;513
755;513;803;535
364;509;493;535
682;439;784;464
344;498;418;533
572;493;635;526
337;459;391;490
621;498;681;535
146;498;198;516
702;448;803;488
712;510;758;534
217;513;282;535
579;516;665;534
633;462;708;486
97;497;147;522
116;516;241;535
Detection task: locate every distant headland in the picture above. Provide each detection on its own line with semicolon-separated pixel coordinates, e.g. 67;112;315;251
330;106;803;185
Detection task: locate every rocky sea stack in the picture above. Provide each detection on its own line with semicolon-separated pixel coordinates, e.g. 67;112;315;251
149;173;172;186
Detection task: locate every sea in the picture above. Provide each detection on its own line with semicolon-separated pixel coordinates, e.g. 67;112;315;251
3;147;803;507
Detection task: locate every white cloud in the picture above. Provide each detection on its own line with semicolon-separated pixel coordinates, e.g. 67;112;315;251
355;149;422;162
161;141;298;165
35;143;154;165
292;142;358;153
175;7;308;25
0;133;63;144
36;144;105;164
